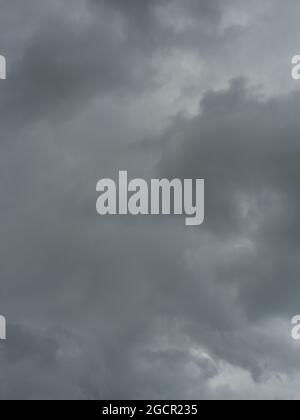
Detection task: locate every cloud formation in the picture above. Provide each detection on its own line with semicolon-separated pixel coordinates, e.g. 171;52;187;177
1;0;300;400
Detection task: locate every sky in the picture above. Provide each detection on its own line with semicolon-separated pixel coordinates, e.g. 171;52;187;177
0;0;300;400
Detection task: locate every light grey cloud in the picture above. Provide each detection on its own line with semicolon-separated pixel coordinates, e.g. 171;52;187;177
1;0;300;400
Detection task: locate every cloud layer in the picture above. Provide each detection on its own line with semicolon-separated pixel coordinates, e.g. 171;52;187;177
1;0;300;400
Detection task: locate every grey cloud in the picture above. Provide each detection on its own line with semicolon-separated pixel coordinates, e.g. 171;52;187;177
0;7;155;130
1;0;300;401
159;79;300;320
0;0;241;131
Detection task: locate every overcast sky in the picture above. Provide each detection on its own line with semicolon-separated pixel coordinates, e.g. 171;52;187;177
1;0;300;400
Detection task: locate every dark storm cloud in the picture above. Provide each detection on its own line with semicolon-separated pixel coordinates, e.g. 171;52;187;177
97;0;222;24
159;79;300;320
96;0;240;57
0;2;156;129
0;0;240;130
1;0;300;401
97;0;223;28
